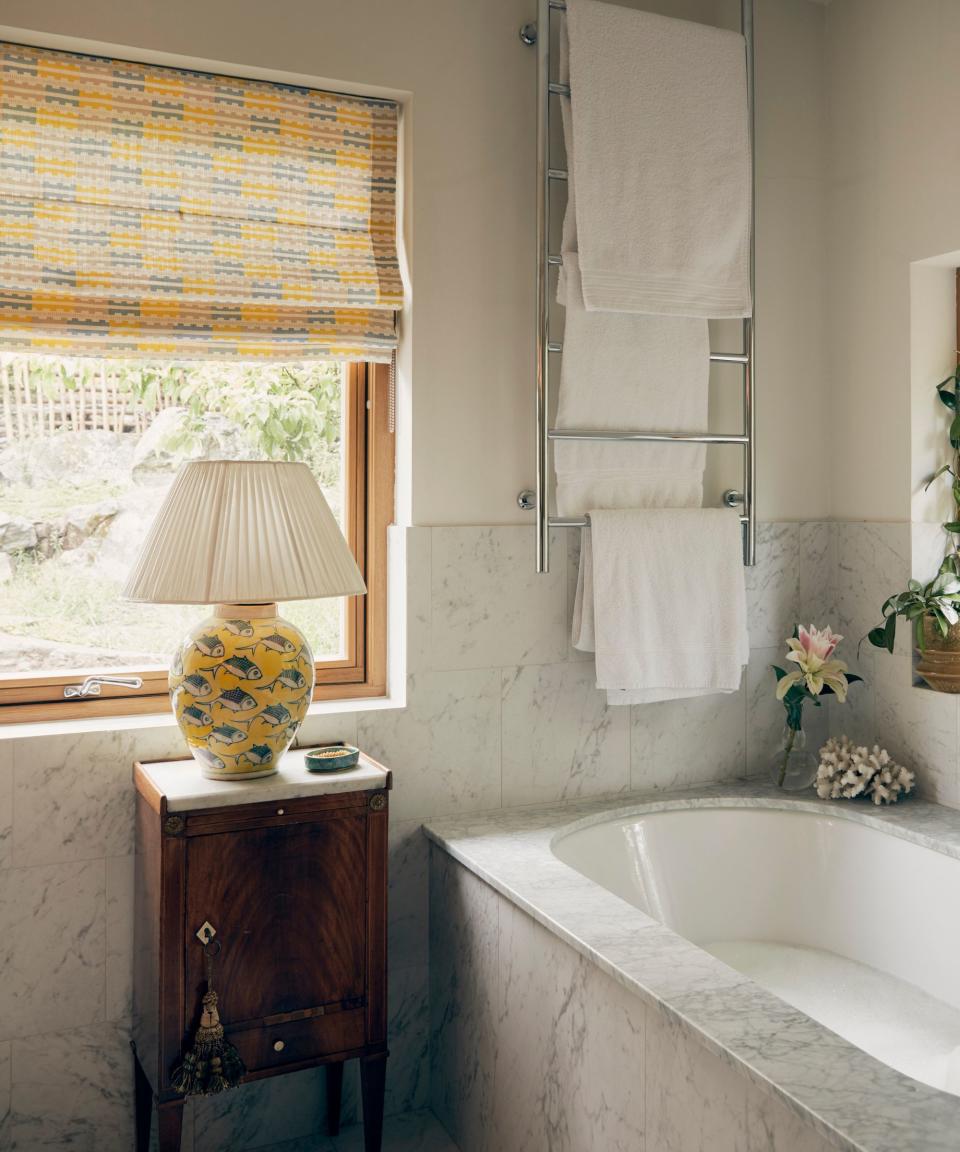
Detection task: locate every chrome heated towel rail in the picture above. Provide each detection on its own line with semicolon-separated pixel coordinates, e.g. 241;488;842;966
519;0;757;572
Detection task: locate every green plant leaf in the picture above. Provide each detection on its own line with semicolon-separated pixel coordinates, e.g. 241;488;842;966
883;613;897;653
938;385;958;410
925;463;954;490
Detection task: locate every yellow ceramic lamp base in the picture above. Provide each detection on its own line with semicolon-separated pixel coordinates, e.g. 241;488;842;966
170;603;315;780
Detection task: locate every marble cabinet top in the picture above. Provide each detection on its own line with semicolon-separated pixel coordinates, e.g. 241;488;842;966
135;747;390;812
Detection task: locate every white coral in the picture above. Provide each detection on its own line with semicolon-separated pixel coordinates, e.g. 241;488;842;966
816;736;915;805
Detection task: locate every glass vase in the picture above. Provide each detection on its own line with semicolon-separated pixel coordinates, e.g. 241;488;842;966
770;725;818;791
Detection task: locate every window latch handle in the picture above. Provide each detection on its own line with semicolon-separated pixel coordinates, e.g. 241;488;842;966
63;675;144;699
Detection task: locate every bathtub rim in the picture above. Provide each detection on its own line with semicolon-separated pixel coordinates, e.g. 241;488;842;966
424;782;960;1152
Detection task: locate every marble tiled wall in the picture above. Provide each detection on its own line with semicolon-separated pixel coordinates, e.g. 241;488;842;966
429;850;834;1152
0;520;830;1149
832;520;960;810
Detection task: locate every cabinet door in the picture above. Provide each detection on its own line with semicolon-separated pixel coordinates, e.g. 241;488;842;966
184;812;366;1025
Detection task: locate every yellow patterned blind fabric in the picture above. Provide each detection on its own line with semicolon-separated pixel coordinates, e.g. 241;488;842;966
0;43;401;361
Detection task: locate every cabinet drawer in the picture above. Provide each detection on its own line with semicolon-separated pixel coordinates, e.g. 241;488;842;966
229;1008;366;1073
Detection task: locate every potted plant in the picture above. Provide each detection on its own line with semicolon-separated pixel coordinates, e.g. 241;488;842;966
866;366;960;690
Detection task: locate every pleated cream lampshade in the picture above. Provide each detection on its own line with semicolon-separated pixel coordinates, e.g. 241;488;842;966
124;460;365;604
125;460;366;782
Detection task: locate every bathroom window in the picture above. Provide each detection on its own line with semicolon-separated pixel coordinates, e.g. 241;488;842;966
0;355;394;721
0;41;402;721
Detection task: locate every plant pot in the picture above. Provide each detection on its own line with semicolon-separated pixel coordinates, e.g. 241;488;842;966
915;617;960;693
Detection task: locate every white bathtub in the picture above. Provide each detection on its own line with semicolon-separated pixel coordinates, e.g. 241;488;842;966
553;805;960;1096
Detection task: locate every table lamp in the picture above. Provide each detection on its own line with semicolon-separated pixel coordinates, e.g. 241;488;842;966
124;460;365;780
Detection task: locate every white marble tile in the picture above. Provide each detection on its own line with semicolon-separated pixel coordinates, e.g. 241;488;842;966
10;730;141;868
492;900;645;1152
9;1022;132;1150
405;526;432;674
645;1003;749;1152
384;965;429;1118
912;521;951;585
388;821;428;972
746;647;829;778
0;859;105;1040
429;850;499;1152
429;526;566;670
193;1066;327;1150
0;1040;10;1150
631;682;746;790
357;670;501;821
747;1082;836;1152
830;644;878;749
501;662;629;807
745;522;801;648
0;742;11;871
331;1110;460;1152
106;855;134;1022
293;711;359;751
835;521;911;657
797;521;837;625
873;654;960;806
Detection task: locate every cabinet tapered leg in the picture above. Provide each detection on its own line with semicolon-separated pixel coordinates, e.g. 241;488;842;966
133;1052;153;1152
360;1053;387;1152
157;1099;184;1152
326;1061;344;1136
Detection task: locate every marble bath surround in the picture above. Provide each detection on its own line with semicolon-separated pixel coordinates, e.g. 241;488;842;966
425;783;960;1152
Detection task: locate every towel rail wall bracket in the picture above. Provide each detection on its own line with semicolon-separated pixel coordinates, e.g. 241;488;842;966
519;0;758;571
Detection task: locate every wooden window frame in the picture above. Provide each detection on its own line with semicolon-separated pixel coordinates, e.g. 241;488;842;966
0;361;394;724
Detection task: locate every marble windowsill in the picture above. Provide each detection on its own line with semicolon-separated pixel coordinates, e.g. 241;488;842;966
424;783;960;1152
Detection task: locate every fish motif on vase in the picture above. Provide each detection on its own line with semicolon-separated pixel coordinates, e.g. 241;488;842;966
194;634;225;658
181;674;214;698
181;704;213;727
210;723;249;746
240;633;297;655
214;687;258;713
257;668;308;693
172;610;315;778
222;619;255;637
258;702;292;728
202;655;263;681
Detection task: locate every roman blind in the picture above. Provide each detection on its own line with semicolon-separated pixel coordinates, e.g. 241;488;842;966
0;42;402;361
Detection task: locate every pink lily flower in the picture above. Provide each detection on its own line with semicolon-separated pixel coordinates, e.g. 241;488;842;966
776;625;850;702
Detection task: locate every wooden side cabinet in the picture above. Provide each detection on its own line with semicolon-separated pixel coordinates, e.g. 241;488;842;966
131;750;391;1152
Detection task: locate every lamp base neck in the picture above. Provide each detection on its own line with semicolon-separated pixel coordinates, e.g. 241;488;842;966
213;602;279;619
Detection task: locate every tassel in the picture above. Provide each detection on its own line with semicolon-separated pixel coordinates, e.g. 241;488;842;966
171;939;245;1097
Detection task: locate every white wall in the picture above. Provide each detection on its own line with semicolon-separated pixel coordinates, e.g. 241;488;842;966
0;0;831;523
825;0;960;522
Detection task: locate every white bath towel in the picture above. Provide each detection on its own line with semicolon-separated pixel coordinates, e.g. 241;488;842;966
555;254;709;518
572;509;748;704
561;0;752;319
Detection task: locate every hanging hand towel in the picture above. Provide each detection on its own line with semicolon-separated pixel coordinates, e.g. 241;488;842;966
572;509;748;704
555;254;709;517
561;0;752;319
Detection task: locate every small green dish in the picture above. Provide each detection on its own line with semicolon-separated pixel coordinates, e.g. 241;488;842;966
305;743;361;773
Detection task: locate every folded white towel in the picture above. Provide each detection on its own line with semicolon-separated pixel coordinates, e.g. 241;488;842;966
562;0;752;319
572;509;748;704
555;254;709;518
